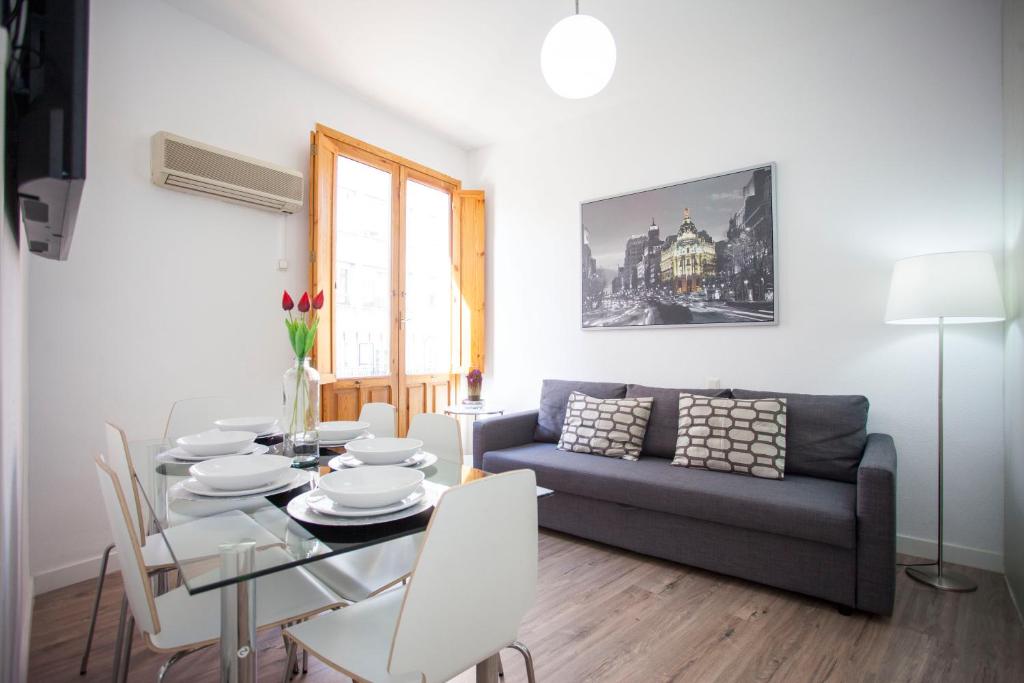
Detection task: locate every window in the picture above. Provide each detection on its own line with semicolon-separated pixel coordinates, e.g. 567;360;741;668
310;124;485;434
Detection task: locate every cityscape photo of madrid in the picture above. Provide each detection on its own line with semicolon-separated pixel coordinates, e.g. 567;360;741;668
581;164;776;329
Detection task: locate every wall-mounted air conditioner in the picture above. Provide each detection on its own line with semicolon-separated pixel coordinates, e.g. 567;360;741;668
150;131;303;213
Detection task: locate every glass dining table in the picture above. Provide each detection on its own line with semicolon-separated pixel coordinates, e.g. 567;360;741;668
130;435;552;683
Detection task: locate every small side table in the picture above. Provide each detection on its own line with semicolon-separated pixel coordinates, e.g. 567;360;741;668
444;404;505;461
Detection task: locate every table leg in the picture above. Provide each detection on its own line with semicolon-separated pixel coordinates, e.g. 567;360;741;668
220;541;258;683
476;653;501;683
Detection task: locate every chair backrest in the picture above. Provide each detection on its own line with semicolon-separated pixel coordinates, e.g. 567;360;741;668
104;422;148;542
388;470;538;683
408;412;462;464
358;402;397;438
163;395;235;441
94;454;160;635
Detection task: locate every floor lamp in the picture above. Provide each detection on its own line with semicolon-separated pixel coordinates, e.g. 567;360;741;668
885;251;1005;592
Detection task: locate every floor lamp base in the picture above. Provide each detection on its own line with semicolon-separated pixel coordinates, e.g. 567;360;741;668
905;565;977;592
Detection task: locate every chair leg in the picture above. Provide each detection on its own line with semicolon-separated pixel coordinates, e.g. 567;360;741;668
509;641;536;683
302;648;308;673
157;650;191;683
281;638;297;683
109;594;128;683
115;613;134;683
80;543;114;675
498;653;505;678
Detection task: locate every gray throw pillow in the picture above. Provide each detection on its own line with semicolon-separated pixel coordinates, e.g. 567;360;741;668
674;393;788;479
730;389;869;483
557;392;653;460
535;379;627;442
626;384;732;458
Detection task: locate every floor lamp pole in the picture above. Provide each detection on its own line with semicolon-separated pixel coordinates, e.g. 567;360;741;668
906;316;977;592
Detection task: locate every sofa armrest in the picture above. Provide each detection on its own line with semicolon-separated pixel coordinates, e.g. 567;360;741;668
472;410;540;469
855;433;897;615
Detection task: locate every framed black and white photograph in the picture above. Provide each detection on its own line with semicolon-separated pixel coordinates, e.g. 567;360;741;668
581;164;777;329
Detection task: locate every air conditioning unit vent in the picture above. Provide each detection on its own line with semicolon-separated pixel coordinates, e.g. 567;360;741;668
151;131;303;213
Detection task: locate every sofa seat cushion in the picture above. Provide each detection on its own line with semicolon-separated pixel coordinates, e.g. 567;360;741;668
482;442;855;549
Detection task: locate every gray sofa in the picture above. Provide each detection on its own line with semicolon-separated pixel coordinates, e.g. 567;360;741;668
473;380;897;616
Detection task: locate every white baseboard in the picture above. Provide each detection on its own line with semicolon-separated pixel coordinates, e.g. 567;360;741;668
33;549;121;596
897;534;1004;573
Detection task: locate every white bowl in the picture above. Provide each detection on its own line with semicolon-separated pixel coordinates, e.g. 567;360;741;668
318;421;371;441
318;467;425;508
176;430;257;457
344;437;423;465
189;454;293;491
214;416;279;435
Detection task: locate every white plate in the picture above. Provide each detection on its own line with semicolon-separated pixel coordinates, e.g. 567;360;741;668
214;416;279;435
306;486;426;517
181;470;303;498
189;454;293;490
159;443;269;463
318;466;425;508
177;430;257;456
319;431;373;447
328;451;438;470
171;470;313;505
286;483;441;527
318;420;371;441
344;437;424;465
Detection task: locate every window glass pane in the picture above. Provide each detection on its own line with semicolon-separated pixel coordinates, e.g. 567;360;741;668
404;179;452;375
334;156;391;377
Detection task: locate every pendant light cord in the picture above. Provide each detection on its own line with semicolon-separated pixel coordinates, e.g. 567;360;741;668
575;0;580;14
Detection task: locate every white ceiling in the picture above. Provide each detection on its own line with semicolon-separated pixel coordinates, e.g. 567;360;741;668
161;0;699;150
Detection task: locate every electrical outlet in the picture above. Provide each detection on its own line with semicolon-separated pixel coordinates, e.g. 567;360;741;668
277;259;289;271
706;377;721;390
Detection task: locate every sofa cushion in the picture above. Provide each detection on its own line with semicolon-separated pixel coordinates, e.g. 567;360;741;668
557;392;653;460
673;394;787;479
731;389;869;483
535;379;627;443
482;442;855;548
625;384;731;458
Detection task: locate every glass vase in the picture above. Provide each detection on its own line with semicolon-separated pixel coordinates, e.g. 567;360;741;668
283;356;320;467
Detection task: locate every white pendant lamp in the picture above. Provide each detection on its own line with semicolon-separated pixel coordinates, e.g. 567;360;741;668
541;0;617;99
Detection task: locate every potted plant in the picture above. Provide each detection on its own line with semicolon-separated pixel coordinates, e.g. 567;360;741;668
282;289;323;465
466;368;483;403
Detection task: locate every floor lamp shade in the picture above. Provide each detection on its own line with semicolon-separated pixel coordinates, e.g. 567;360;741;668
885;251;1005;325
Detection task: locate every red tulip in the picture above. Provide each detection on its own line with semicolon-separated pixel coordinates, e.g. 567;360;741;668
281;290;294;311
312;290;324;310
298;292;311;313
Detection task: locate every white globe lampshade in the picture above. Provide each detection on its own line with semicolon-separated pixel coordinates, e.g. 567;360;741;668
541;14;616;99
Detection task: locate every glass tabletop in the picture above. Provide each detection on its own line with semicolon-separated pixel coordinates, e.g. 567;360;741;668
131;436;551;595
443;404;504;416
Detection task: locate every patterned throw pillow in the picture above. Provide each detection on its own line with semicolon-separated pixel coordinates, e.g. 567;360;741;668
557;392;653;460
674;393;787;479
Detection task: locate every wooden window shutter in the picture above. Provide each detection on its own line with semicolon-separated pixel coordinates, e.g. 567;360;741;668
309;129;335;384
454;190;485;373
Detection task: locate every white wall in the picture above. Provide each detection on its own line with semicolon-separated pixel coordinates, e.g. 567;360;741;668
1004;0;1024;618
0;25;32;680
469;0;1006;569
28;0;468;592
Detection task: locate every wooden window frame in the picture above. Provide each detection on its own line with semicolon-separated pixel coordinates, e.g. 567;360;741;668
310;123;484;429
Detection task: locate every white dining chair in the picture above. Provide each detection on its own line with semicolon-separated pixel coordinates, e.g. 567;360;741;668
359;402;397;438
94;453;345;683
163;395;235;441
281;469;538;683
81;423;286;675
408;412;463;464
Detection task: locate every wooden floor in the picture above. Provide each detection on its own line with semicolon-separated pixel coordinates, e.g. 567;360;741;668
29;531;1024;682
